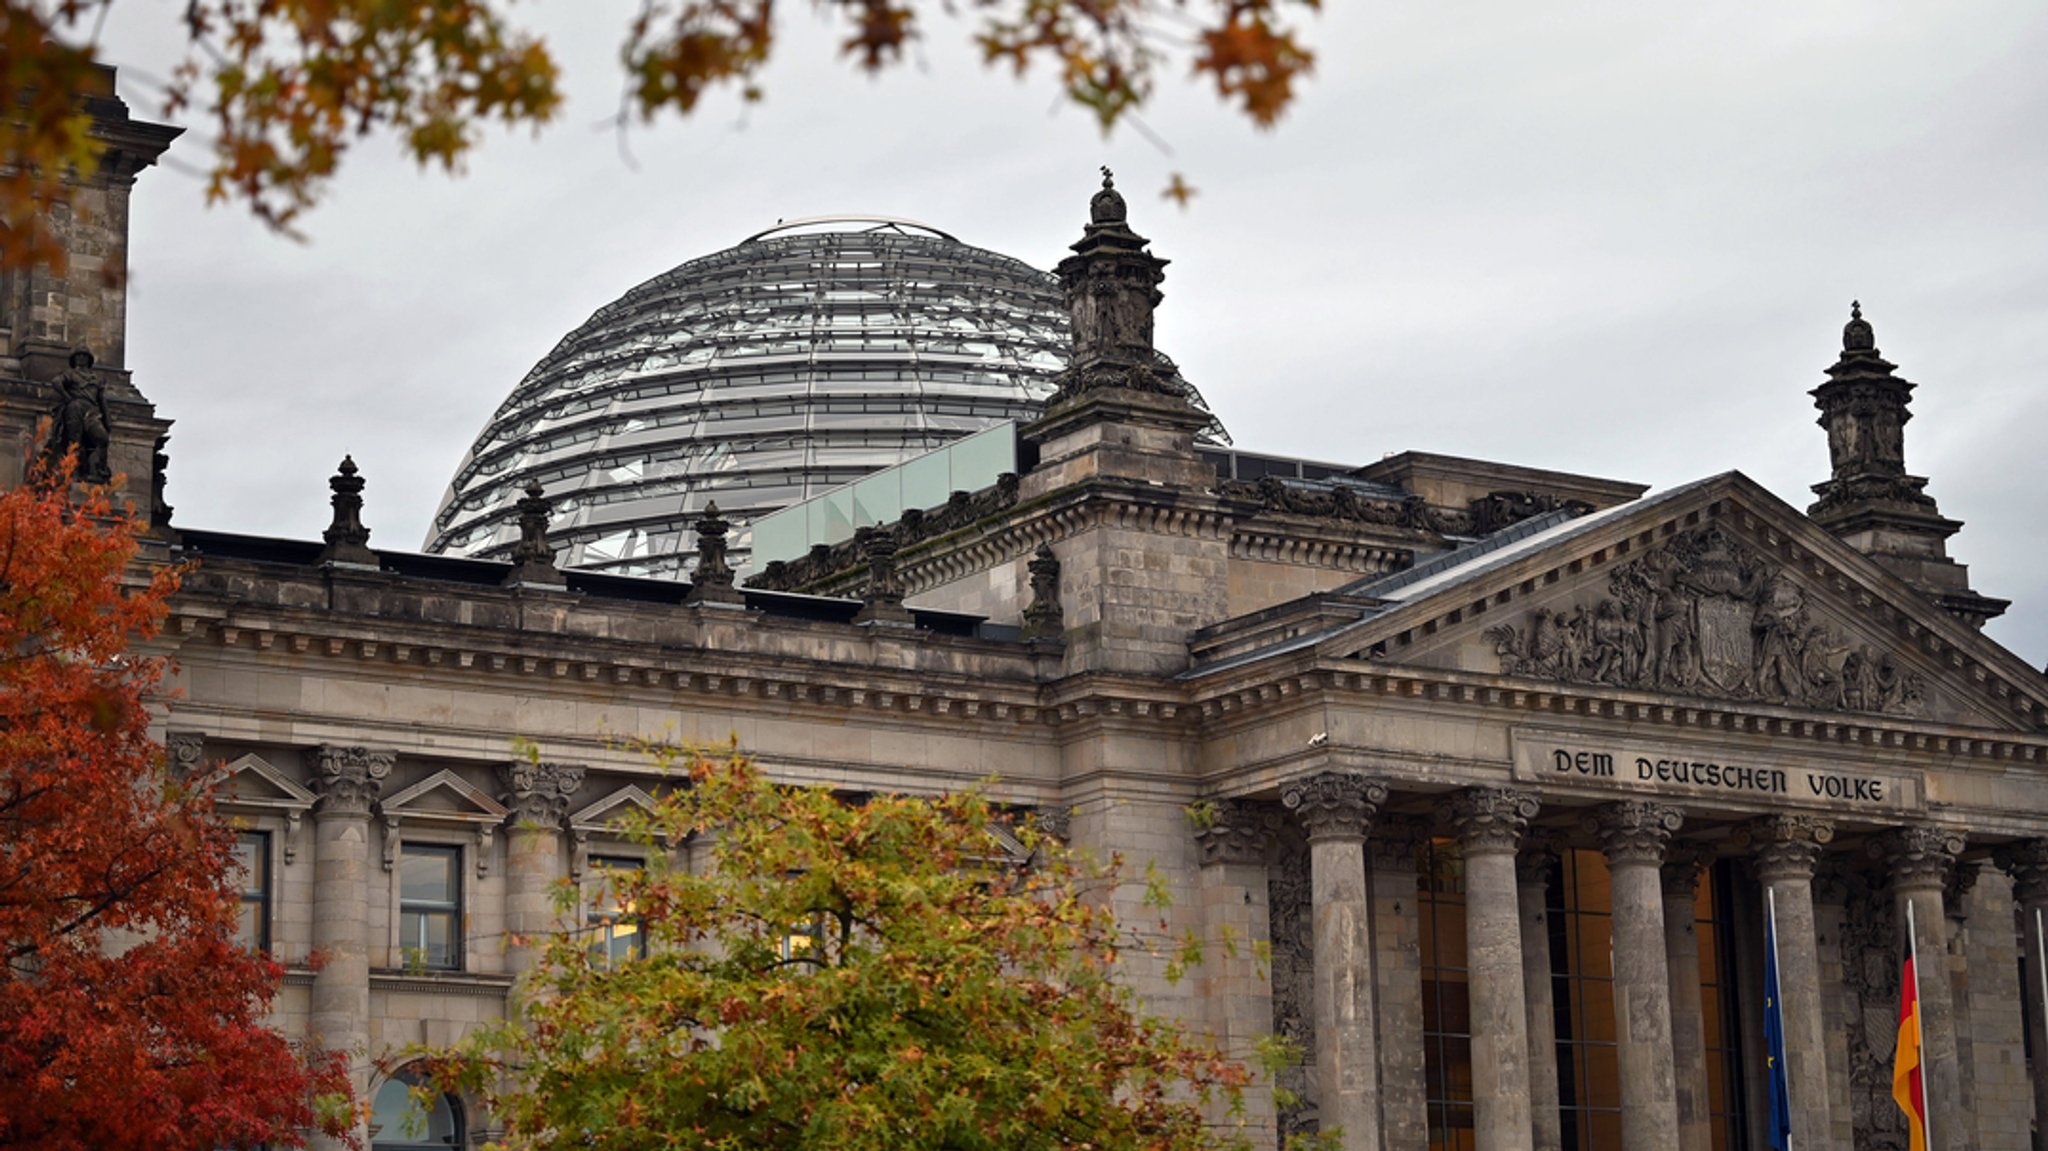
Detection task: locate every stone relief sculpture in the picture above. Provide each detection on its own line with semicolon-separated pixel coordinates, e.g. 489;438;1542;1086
1484;525;1926;714
1266;832;1317;1142
42;348;113;483
1833;874;1907;1151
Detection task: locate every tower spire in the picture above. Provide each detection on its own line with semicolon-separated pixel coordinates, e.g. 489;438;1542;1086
1807;303;2005;627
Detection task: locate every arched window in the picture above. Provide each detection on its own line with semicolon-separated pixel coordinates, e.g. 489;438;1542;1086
370;1070;464;1151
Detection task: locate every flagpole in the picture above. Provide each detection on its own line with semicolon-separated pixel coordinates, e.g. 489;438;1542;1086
1769;885;1792;1151
1909;897;1932;1151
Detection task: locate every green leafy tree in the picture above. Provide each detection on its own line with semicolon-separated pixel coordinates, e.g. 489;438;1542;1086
418;744;1262;1151
3;0;1318;273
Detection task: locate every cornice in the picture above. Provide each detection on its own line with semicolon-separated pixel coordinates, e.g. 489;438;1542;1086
1184;658;2048;773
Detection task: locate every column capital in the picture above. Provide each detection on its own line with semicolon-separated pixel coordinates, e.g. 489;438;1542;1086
1994;838;2048;904
1195;799;1274;866
1367;813;1431;870
1738;814;1835;884
1586;801;1684;866
500;760;584;829
1660;842;1717;900
1868;824;1965;890
1515;832;1562;886
306;744;394;817
1281;771;1387;842
1438;787;1539;856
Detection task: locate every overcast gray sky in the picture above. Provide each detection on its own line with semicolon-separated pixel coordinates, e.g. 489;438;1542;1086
96;0;2048;666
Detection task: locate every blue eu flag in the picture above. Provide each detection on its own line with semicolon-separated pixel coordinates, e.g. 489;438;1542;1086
1764;899;1794;1150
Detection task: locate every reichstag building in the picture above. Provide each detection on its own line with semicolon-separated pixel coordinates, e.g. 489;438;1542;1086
6;80;2048;1151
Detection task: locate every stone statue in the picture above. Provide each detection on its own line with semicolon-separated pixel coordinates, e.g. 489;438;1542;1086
42;348;112;483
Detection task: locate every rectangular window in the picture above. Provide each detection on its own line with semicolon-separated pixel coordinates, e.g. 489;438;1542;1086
399;845;462;971
588;855;646;967
234;831;270;952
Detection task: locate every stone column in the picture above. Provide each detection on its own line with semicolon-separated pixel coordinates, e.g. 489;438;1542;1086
499;760;584;976
1959;865;2028;1151
1661;844;1715;1151
1740;816;1836;1151
1870;825;1968;1151
1368;816;1430;1151
1439;788;1539;1151
306;744;393;1150
1995;840;2048;1151
1517;838;1564;1151
1283;772;1388;1151
1588;801;1685;1151
1195;800;1279;1151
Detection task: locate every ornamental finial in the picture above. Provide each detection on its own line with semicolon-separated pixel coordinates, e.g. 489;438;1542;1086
1843;299;1876;353
1089;166;1128;226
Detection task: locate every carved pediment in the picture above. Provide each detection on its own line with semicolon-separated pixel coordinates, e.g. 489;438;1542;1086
569;786;660;836
380;769;510;825
215;753;318;812
1320;475;2048;731
1481;523;1926;717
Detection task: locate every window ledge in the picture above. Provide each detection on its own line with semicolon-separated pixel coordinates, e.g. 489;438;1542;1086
370;969;518;998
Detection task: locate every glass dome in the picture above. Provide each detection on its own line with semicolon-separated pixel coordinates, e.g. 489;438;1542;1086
423;218;1071;578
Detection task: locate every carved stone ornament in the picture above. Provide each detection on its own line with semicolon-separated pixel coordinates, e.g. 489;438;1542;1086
1195;799;1275;867
1030;803;1072;844
307;744;395;816
1738;814;1835;884
1281;771;1388;841
851;526;913;626
1833;873;1908;1148
1992;839;2048;905
317;455;377;566
1868;825;1964;890
1265;834;1318;1140
1586;801;1685;866
41;347;112;483
164;731;207;781
1468;490;1595;536
503;479;565;586
150;432;175;533
1660;842;1718;899
1484;523;1927;716
500;760;585;829
1215;473;1476;537
1020;544;1065;643
685;502;743;605
1437;787;1539;855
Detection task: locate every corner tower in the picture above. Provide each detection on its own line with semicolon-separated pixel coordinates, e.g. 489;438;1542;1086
1807;303;2006;628
1019;170;1225;674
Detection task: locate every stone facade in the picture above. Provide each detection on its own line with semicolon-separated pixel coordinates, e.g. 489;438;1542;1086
10;88;2048;1151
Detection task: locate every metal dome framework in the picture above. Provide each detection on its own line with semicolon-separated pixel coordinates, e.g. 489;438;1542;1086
425;220;1074;578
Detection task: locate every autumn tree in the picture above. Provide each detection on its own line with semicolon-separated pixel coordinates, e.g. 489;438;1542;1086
0;458;353;1151
1;0;1317;271
420;745;1264;1151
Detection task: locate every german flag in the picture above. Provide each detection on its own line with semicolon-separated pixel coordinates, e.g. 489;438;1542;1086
1893;953;1929;1151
